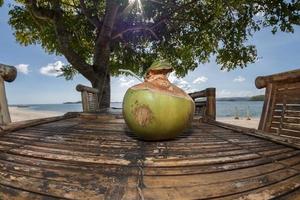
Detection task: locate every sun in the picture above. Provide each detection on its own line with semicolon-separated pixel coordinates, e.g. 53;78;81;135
128;0;143;15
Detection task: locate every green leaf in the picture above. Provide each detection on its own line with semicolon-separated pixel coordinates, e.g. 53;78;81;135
8;0;300;79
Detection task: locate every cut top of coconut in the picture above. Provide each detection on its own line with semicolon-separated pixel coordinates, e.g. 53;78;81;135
145;60;173;77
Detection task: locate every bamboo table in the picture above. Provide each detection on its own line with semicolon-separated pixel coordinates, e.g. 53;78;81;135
0;112;299;199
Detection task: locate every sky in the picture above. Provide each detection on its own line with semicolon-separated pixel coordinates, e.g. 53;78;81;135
1;2;300;104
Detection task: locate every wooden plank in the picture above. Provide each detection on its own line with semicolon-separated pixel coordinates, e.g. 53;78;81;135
276;87;300;95
0;184;58;200
277;189;300;200
274;104;300;112
143;153;260;167
0;158;128;186
275;97;300;105
8;149;131;166
137;168;299;199
273;110;300;118
142;161;289;188
0;114;299;199
272;116;300;124
0;114;77;133
211;120;300;149
219;174;300;200
0;170;106;199
144;150;300;176
270;122;300;131
269;127;300;138
0;153;132;176
255;69;300;89
276;82;300;90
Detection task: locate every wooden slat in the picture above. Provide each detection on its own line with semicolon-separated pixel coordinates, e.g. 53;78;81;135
0;170;106;199
274;104;300;112
273;110;300;118
276;82;300;91
277;189;300;200
270;122;300;131
137;169;299;199
270;127;300;138
272;116;300;124
0;114;299;199
0;184;59;200
219;174;300;200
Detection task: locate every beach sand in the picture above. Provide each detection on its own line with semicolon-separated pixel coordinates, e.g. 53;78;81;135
8;106;260;129
9;106;63;122
217;117;260;129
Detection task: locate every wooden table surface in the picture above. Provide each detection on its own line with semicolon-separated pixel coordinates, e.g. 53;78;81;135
0;114;299;200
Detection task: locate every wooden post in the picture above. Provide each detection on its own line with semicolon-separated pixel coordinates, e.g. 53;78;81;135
0;76;11;124
0;64;17;125
234;107;239;120
258;83;276;131
205;88;216;121
246;106;251;120
81;91;89;112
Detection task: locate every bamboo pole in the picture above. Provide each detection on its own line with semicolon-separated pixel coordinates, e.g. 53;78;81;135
255;69;300;89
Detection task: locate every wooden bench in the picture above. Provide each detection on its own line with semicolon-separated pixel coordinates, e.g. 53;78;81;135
255;69;300;141
76;84;216;121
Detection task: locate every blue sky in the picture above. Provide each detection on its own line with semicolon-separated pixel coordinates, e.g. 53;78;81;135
1;2;300;104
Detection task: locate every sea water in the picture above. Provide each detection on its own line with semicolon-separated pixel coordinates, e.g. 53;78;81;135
15;101;263;118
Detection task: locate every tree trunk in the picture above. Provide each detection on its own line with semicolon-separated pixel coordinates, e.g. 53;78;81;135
92;73;111;109
90;2;119;110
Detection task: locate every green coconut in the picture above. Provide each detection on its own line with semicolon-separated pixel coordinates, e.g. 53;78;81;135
123;60;195;141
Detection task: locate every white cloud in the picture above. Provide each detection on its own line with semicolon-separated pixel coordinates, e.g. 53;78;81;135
40;61;64;77
217;89;259;98
233;76;246;82
217;89;232;97
169;72;195;93
193;76;208;84
16;64;29;74
119;76;136;87
236;91;255;97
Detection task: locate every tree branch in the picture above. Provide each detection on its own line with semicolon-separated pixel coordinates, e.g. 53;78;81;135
25;0;96;81
54;21;96;81
79;0;101;28
113;0;199;41
112;25;159;40
25;0;55;21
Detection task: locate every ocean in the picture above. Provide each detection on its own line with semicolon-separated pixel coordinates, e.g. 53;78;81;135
17;101;264;118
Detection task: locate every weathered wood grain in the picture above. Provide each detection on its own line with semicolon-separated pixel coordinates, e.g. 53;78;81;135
256;69;300;144
0;114;299;199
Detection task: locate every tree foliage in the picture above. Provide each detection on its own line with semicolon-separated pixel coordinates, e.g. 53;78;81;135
8;0;300;79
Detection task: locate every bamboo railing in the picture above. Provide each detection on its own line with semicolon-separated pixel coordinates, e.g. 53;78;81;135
0;64;17;125
76;84;216;121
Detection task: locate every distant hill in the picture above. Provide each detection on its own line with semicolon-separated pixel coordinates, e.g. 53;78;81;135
63;101;81;104
217;95;265;101
249;95;265;101
217;97;250;101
